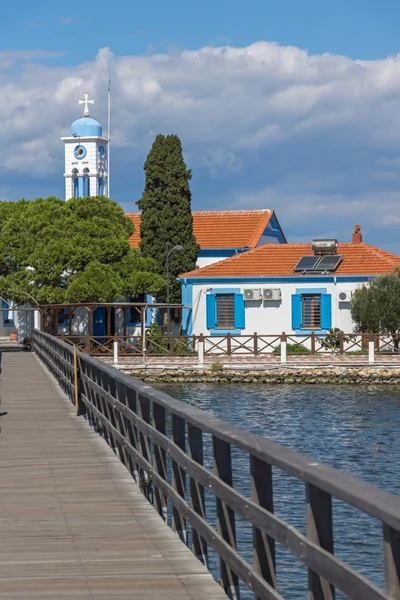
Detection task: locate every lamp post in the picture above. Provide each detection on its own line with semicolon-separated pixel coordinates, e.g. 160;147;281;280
166;243;184;336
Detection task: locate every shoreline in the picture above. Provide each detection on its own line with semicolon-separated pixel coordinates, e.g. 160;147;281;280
120;366;400;385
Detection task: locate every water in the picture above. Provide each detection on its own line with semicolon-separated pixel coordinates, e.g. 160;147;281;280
156;383;400;599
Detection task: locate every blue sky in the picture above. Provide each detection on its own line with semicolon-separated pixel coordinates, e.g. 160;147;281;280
2;0;400;251
4;0;400;62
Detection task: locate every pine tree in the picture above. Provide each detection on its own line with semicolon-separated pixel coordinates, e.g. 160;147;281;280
137;134;199;302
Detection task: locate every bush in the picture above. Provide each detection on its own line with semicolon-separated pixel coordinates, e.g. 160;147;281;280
211;360;224;372
273;343;310;355
319;328;355;352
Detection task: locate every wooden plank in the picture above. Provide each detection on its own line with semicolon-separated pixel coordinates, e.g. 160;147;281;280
0;352;226;600
213;436;239;599
306;483;335;600
384;524;400;599
251;455;276;595
188;424;208;566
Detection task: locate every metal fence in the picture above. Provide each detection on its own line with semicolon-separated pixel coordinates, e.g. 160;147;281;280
34;330;400;599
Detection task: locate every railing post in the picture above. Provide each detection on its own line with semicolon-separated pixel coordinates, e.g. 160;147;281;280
113;335;119;365
339;332;344;355
226;333;232;357
169;333;174;356
198;333;204;368
188;424;208;566
253;332;258;357
306;483;335;600
311;332;316;354
213;436;239;599
172;414;187;544
138;392;152;501
250;455;276;595
384;524;400;599
281;332;287;364
369;334;375;364
153;402;167;522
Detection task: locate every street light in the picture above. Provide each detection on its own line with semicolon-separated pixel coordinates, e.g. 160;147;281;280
166;243;184;336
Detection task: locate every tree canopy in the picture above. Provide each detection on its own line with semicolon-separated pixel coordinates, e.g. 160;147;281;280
0;196;164;304
137;134;200;303
351;269;400;347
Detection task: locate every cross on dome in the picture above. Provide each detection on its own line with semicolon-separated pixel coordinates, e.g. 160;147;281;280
79;93;94;117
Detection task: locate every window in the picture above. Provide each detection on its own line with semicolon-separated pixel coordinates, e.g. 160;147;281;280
216;294;235;328
206;289;245;334
2;300;14;327
301;294;321;328
292;291;331;331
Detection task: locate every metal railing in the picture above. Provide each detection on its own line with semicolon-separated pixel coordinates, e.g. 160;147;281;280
34;330;400;599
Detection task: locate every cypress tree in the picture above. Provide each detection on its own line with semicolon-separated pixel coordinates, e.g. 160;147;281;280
137;134;199;303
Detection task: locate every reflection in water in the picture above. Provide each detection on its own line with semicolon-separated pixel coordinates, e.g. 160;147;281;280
157;383;400;599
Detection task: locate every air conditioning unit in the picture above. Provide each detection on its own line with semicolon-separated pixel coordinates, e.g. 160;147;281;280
244;288;262;301
338;290;352;302
263;288;282;301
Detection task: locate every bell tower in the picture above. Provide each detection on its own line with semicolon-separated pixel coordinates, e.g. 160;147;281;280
61;93;109;200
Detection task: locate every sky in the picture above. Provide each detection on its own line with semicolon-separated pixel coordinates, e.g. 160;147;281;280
2;0;400;251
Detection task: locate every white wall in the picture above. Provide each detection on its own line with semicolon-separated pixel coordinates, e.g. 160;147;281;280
191;280;362;336
62;136;108;200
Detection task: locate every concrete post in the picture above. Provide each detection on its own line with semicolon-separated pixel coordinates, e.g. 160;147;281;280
113;337;119;366
33;309;40;331
281;332;287;364
198;334;204;368
369;335;375;365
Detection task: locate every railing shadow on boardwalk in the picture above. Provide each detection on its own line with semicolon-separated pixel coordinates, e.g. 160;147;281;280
33;330;400;600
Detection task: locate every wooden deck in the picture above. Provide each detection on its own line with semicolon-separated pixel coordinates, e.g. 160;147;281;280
0;352;227;600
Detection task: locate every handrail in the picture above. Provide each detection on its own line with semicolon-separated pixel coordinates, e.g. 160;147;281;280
33;330;400;599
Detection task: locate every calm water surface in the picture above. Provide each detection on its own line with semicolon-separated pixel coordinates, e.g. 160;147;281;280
156;383;400;599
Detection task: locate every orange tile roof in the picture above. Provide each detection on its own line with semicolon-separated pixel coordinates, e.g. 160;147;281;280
179;242;400;278
126;209;276;249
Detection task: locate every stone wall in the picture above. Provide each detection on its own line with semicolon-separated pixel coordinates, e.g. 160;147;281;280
123;367;400;385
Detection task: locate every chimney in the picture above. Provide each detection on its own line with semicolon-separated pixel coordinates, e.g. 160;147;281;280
352;224;362;244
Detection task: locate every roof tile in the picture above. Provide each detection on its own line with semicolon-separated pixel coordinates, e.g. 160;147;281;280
179;242;400;278
126;210;274;249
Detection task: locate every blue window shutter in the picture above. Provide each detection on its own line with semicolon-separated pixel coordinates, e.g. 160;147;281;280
234;294;245;329
145;294;152;327
292;294;302;330
321;294;332;329
206;294;216;330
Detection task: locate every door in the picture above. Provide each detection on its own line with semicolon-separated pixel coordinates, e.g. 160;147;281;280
93;307;115;337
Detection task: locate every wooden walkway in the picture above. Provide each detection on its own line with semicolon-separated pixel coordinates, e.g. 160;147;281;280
0;352;227;600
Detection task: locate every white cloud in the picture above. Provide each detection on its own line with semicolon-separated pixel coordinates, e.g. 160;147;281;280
2;42;400;249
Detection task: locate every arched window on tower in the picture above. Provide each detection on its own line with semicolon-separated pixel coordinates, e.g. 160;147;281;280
83;168;90;197
98;177;104;196
72;169;79;198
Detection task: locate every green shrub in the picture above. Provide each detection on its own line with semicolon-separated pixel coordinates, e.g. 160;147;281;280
273;343;311;355
318;328;356;352
211;360;224;372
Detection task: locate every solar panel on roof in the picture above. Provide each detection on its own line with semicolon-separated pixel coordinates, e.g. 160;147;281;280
314;255;343;272
294;256;320;271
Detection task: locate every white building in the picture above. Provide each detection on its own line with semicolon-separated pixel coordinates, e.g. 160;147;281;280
61;94;108;200
178;226;400;338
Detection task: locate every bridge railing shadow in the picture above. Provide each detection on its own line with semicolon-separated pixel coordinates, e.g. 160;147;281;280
33;329;400;600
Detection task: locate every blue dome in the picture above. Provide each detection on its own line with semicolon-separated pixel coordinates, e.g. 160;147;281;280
70;116;102;137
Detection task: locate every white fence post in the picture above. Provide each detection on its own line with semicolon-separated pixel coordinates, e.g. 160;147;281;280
281;333;287;364
198;334;204;368
33;309;40;331
113;336;119;366
369;335;375;365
